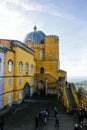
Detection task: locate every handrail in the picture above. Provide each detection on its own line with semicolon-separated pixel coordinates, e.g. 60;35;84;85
65;85;72;112
65;85;77;113
35;73;58;81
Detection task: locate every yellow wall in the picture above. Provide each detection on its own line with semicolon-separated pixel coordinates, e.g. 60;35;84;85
27;43;44;60
44;36;59;61
4;51;14;93
4;51;15;76
12;46;35;89
36;61;58;73
13;46;35;76
27;35;66;93
57;71;67;80
0;40;11;48
12;46;35;101
63;86;70;113
1;33;67;107
27;36;65;80
4;92;13;106
13;90;23;103
71;87;79;108
80;96;87;110
2;40;35;105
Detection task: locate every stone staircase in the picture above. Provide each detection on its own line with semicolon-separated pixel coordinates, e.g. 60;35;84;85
35;73;57;83
66;87;77;113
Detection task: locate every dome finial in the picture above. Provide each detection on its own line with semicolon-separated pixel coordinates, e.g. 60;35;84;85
34;25;37;31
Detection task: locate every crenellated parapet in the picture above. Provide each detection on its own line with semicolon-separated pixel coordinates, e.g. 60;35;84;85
27;42;45;49
45;35;59;39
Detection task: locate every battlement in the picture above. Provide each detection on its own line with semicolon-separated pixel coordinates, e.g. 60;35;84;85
27;42;45;49
45;35;59;39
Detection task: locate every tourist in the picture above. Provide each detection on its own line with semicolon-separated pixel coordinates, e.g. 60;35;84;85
39;111;43;126
35;114;39;129
0;118;5;130
74;108;79;123
45;107;50;120
55;114;59;128
54;106;58;117
43;111;47;124
74;123;81;130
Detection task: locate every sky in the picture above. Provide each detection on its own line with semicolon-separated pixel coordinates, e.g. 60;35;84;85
0;0;87;81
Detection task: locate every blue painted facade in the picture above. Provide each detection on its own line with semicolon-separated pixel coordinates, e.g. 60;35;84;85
0;51;5;109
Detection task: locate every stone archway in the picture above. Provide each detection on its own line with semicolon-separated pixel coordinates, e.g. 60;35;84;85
40;67;44;73
24;82;30;98
38;80;45;95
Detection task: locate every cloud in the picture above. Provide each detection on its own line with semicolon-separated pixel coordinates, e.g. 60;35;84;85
60;47;87;78
2;0;44;13
0;0;44;40
1;0;79;23
0;0;87;79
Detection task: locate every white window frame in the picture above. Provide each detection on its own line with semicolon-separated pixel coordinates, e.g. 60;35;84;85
30;65;34;74
30;77;34;84
25;63;29;73
19;61;23;73
8;60;13;72
40;50;44;58
18;90;22;100
8;93;12;105
0;58;2;72
8;78;12;88
19;78;22;86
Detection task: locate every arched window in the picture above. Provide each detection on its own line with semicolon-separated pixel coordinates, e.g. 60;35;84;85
40;67;44;73
0;58;2;72
19;61;23;72
25;63;29;73
30;65;34;73
8;60;13;72
40;50;44;58
8;78;12;87
8;92;12;104
19;78;22;86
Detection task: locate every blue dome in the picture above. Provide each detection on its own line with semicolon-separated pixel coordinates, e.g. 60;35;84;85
24;30;45;44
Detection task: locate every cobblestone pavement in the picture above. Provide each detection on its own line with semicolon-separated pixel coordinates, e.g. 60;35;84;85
1;95;87;130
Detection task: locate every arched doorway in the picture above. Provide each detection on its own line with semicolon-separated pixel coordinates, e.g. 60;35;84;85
40;67;44;73
38;80;45;95
24;83;30;98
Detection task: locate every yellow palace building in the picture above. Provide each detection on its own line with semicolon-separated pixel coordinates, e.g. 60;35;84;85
24;26;67;95
0;26;67;109
0;39;35;109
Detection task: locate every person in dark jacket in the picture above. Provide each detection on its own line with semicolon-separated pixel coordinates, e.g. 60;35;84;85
55;114;59;128
45;107;50;120
54;106;58;117
0;118;5;130
35;114;39;129
74;124;81;130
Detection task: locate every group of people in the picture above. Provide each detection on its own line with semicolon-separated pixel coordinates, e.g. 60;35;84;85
35;106;60;130
74;108;87;130
35;107;50;129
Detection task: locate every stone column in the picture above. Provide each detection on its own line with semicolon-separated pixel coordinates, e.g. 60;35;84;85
45;79;48;95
